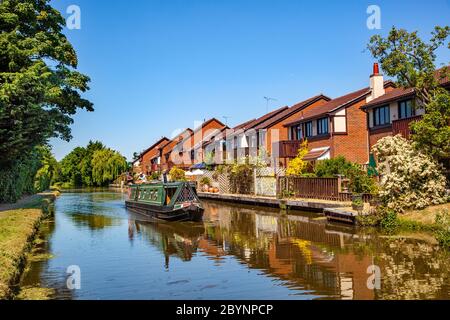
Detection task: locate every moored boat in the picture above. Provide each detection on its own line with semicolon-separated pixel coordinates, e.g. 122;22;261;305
125;182;204;221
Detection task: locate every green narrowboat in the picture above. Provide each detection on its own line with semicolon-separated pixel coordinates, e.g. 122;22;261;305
125;182;204;221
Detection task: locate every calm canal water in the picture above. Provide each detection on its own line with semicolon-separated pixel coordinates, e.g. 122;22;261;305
21;191;450;300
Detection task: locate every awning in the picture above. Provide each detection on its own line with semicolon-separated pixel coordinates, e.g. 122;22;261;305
190;162;207;170
303;147;330;161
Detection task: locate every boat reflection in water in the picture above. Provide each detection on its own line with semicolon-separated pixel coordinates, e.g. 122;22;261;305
128;211;205;267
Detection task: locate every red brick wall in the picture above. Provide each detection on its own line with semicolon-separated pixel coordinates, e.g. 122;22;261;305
332;99;369;164
267;98;329;155
140;139;169;174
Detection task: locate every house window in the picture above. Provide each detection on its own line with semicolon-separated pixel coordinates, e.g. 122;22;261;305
190;150;195;161
249;134;258;148
398;99;414;119
305;121;313;138
258;130;267;147
373;105;390;126
317;117;329;135
294;125;303;140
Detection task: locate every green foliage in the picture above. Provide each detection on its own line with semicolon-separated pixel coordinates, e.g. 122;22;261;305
367;25;449;105
0;146;56;203
314;156;354;177
200;177;211;186
0;0;93;166
91;149;128;186
314;156;378;194
286;140;309;176
367;25;450;168
373;135;447;212
229;161;254;194
58;141;127;187
410;92;450;166
169;166;186;181
149;172;160;181
380;210;400;234
435;210;450;248
33;146;59;192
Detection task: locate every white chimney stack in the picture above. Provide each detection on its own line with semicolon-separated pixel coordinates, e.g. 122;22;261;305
366;63;385;103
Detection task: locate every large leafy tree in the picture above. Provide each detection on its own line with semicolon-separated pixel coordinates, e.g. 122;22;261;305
91;148;128;186
367;26;450;168
0;0;93;165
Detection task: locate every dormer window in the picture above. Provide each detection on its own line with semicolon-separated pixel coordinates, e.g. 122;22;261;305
398;99;415;119
305;121;313;138
317;117;329;135
373;105;390;126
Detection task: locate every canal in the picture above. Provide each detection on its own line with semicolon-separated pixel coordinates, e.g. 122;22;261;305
20;191;450;300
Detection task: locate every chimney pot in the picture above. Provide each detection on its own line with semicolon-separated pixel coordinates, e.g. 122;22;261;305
373;63;380;75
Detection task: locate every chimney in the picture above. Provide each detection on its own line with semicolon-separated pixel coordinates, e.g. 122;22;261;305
366;62;385;103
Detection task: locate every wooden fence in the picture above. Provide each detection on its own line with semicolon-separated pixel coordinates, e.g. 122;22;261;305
277;176;341;201
277;176;372;202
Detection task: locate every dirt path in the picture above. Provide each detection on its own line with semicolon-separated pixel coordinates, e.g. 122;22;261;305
0;194;42;212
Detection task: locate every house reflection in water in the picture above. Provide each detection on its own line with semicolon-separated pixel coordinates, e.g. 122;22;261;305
127;200;449;300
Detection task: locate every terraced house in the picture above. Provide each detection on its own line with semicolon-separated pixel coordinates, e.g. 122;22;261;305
362;66;450;150
169;118;226;170
137;137;170;174
280;64;395;165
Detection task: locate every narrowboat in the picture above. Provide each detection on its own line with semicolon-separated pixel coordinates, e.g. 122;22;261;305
125;182;204;221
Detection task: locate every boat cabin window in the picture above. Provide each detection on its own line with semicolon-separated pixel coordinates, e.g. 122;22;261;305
164;187;177;205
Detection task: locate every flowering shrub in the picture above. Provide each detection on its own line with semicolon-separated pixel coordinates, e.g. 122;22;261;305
372;135;448;212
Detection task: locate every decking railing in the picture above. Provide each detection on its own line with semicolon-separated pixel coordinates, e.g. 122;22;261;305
277;176;341;201
275;140;303;158
392;115;422;139
277;176;373;202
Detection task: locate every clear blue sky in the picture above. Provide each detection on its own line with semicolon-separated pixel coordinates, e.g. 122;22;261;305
50;0;450;161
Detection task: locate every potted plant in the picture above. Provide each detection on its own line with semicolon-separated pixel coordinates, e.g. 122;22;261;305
352;197;364;212
200;177;211;192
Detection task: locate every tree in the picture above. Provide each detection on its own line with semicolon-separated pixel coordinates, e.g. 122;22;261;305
373;135;447;212
367;26;449;105
286;140;309;176
367;26;450;167
0;0;93;165
91;149;128;186
34;146;59;192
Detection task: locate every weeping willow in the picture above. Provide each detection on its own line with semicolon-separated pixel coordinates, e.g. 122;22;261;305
91;149;128;186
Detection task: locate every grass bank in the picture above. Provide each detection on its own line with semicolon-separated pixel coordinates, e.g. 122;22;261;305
0;191;59;300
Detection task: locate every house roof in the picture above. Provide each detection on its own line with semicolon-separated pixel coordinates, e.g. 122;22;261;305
363;66;450;109
231;106;289;137
363;87;415;109
303;147;330;161
140;136;170;158
162;128;193;155
283;86;374;127
253;94;331;130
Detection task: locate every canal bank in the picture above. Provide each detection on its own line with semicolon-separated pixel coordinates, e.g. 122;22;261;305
197;192;350;212
0;191;59;300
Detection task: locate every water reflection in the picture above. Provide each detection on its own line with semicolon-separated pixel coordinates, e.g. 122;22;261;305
20;192;450;300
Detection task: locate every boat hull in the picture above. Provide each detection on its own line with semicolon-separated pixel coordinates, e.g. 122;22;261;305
125;200;204;222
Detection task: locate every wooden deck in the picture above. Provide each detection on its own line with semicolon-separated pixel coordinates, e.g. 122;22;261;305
198;192;349;212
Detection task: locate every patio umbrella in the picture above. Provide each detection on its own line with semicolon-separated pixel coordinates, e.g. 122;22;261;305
192;169;204;176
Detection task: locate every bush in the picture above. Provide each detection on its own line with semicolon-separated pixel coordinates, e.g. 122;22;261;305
314;156;354;177
229;162;254;194
169;166;186;181
315;156;377;194
200;177;211;186
373;135;447;212
286;140;309;176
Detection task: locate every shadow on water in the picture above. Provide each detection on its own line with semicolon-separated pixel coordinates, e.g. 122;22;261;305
19;191;450;300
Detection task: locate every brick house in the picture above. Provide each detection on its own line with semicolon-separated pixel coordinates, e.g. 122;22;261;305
169;118;226;170
160;128;193;172
281;64;395;165
362;66;450;151
138;137;170;174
